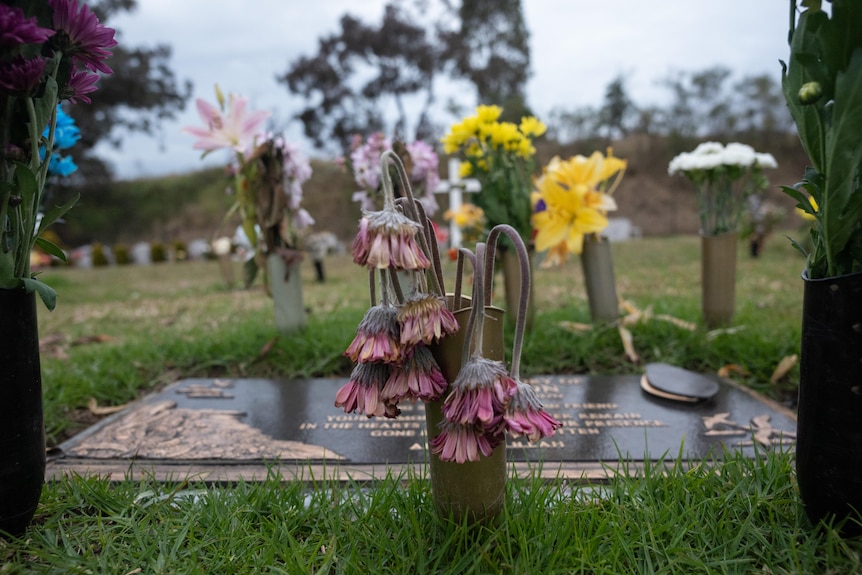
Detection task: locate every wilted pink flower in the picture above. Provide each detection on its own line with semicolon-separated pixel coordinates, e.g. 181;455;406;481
335;362;396;418
344;304;402;364
0;5;54;49
397;293;458;346
49;0;117;75
351;208;430;270
504;380;562;442
442;357;517;431
381;345;447;403
430;422;495;463
0;55;46;95
183;95;270;154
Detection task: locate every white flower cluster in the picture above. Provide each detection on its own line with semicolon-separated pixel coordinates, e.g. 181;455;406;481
668;141;777;175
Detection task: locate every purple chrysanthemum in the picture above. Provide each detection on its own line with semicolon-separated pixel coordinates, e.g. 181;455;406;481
504;380;562;442
381;345;447;403
344;304;402;364
441;357;517;432
397;293;458;346
430;421;496;464
64;68;99;103
351;208;430;270
0;5;55;49
49;0;117;75
335;362;398;419
0;55;46;95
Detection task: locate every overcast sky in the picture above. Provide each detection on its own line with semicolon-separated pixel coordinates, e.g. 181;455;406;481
95;1;793;180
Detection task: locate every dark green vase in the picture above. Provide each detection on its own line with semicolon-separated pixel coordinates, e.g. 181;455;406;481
0;288;45;537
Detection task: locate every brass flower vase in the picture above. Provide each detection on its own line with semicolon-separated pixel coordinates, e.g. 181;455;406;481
796;270;862;535
700;232;738;328
0;289;45;538
581;235;619;323
427;299;507;522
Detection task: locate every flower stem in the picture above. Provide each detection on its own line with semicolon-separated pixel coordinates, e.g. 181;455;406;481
485;225;530;378
461;242;487;364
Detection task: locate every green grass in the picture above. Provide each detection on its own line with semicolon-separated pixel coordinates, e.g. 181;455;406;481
4;234;861;571
3;451;862;573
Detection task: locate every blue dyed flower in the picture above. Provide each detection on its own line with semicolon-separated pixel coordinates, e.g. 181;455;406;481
40;106;80;177
48;154;78;177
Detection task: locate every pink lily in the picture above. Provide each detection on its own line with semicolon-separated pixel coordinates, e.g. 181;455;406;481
183;95;270;154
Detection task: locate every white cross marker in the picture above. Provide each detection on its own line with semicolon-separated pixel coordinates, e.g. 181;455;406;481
434;158;481;248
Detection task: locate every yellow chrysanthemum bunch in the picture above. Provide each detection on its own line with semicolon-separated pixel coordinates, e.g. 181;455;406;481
441;105;547;243
531;150;626;267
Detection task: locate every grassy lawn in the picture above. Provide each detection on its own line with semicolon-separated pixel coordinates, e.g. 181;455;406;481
6;234;857;572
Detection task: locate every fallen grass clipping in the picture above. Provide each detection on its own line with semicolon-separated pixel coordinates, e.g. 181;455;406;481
3;450;862;573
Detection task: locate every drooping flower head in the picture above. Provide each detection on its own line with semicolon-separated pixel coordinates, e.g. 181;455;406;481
504;380;562;443
397;293;458;346
48;0;117;75
380;345;447;403
344;304;402;364
335;362;398;419
430;421;497;464
351;208;430;270
441;356;517;432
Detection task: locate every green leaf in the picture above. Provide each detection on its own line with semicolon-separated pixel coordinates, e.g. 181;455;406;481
37;193;79;235
243;258;258;289
782;9;830;170
820;48;862;275
22;277;57;311
13;161;39;210
34;236;68;262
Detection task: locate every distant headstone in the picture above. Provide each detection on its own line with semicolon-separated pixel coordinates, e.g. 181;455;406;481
71;245;92;268
603;218;638;242
50;374;796;482
434;158;480;249
187;239;211;260
131;242;151;265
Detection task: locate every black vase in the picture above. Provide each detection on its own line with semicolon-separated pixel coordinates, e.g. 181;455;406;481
0;288;45;537
796;270;862;535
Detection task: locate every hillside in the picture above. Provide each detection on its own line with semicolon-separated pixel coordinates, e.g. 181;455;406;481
56;134;811;249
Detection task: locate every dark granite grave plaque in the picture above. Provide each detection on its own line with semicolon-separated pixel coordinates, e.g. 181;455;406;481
49;374;796;482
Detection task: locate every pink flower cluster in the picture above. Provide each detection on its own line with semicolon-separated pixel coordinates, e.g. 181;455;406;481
346;134;440;215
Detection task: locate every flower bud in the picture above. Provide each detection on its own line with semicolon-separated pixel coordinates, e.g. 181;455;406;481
798;81;823;105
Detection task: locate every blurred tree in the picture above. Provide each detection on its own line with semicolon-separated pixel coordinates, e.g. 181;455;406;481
439;0;530;114
280;0;533;151
731;73;793;146
279;3;440;151
597;74;635;140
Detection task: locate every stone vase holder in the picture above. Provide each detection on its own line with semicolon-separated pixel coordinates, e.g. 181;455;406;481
700;231;738;328
580;234;619;323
